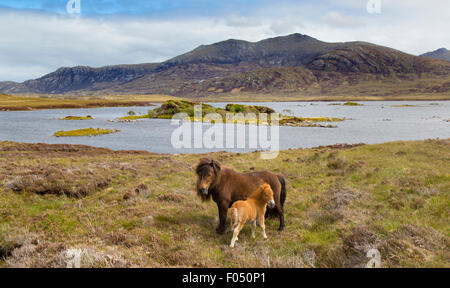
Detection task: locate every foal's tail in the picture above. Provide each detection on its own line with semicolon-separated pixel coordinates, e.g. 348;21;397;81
277;175;286;208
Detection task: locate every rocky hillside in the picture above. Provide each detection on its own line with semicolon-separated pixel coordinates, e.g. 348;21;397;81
1;33;449;98
157;34;339;69
307;43;450;74
0;63;158;94
421;48;450;62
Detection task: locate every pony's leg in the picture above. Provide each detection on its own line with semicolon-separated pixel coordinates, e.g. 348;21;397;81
230;228;238;247
276;205;285;231
217;201;229;234
230;222;245;248
251;220;256;238
258;215;267;239
229;209;238;233
228;223;234;233
228;217;234;233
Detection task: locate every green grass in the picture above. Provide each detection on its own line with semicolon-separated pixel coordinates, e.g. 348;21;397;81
53;128;119;137
0;139;448;267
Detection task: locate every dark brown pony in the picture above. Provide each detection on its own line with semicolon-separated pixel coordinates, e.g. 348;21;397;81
195;158;286;234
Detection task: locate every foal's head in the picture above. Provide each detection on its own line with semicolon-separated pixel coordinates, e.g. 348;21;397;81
195;158;221;200
255;183;275;208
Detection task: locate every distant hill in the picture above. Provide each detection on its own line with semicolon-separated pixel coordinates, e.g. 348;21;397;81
1;33;449;99
157;34;338;69
421;48;450;62
0;63;158;94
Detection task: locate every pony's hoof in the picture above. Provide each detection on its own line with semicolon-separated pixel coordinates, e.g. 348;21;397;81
278;226;285;231
216;228;225;235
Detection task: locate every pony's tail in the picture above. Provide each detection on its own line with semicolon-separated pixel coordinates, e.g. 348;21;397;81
277;175;286;208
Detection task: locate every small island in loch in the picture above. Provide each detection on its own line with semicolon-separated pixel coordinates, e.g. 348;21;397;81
117;100;346;128
53;128;119;137
60;115;94;120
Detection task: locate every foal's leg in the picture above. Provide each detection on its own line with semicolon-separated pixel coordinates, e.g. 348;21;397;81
251;220;256;238
230;209;239;233
258;214;267;239
230;221;245;248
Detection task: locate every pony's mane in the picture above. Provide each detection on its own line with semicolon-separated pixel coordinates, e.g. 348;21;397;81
249;183;272;201
195;158;221;176
195;158;212;174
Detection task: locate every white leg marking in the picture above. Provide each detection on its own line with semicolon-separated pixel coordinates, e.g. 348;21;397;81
261;222;267;239
230;227;240;248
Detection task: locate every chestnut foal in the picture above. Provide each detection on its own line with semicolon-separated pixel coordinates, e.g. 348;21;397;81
229;183;275;248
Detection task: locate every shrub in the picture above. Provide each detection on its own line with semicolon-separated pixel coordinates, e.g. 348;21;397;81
4;166;111;197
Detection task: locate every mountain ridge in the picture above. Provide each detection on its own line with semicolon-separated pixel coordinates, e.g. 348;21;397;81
1;33;449;98
421;48;450;62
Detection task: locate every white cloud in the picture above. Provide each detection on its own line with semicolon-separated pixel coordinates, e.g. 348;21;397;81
269;16;304;35
0;0;449;82
0;11;275;82
322;11;363;28
226;14;261;27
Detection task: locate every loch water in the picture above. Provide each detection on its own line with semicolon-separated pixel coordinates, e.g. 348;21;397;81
0;101;449;154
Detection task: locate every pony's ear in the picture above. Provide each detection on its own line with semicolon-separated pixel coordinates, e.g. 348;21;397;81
210;160;221;175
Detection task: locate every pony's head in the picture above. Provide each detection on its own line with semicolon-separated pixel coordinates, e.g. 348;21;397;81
195;158;221;201
258;183;275;208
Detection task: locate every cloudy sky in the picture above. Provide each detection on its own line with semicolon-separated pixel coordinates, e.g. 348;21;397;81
0;0;449;82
